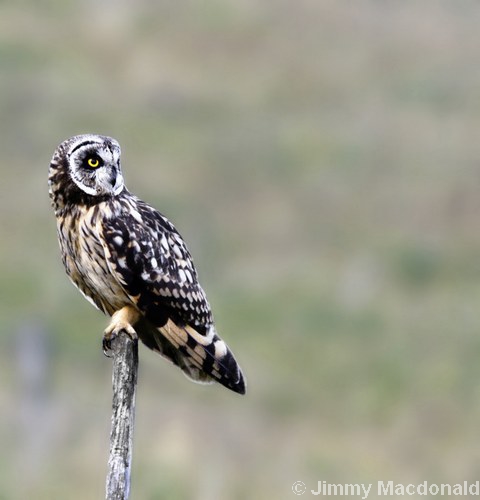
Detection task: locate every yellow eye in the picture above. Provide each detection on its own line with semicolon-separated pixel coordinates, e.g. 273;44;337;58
87;157;100;168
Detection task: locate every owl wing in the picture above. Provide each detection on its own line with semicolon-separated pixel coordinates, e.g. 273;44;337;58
100;196;245;394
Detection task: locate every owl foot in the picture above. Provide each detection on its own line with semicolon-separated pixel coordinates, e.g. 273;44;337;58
103;306;140;357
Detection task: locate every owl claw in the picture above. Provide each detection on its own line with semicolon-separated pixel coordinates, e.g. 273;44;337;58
103;316;138;357
102;336;114;357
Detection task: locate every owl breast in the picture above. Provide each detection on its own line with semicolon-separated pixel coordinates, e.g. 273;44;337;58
57;203;130;316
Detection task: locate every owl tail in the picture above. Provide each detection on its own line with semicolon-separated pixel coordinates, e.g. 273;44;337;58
136;318;246;395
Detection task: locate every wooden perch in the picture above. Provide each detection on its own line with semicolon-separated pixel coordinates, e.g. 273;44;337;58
105;331;139;500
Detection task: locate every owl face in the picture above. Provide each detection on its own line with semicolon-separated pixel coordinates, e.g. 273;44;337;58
49;135;125;211
65;134;124;197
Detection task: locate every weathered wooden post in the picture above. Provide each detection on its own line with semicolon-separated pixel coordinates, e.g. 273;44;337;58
105;331;139;500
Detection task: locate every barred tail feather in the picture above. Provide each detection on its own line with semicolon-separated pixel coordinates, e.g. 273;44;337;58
136;318;246;394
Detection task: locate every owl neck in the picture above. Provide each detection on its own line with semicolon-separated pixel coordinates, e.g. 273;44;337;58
49;174;125;216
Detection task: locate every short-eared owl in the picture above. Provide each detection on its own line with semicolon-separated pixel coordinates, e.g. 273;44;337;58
48;134;245;394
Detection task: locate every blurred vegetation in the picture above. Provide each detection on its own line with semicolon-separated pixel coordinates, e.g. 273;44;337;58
2;0;480;498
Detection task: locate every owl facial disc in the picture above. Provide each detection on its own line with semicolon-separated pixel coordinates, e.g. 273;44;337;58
67;135;124;197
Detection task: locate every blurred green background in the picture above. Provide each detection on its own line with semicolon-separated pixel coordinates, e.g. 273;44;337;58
2;1;480;499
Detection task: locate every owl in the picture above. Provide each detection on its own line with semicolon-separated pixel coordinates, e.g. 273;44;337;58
48;134;245;394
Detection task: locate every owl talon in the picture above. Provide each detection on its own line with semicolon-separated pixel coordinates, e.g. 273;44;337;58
102;336;114;357
102;326;137;356
103;309;138;357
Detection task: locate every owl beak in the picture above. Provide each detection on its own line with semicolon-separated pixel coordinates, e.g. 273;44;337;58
111;172;125;195
97;169;124;196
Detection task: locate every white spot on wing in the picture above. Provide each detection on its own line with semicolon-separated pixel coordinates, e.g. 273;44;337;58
130;209;143;223
178;269;186;283
117;257;127;269
113;236;123;246
173;245;184;260
214;340;227;358
161;236;169;251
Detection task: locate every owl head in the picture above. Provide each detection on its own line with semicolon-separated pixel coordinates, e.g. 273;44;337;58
49;134;125;212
